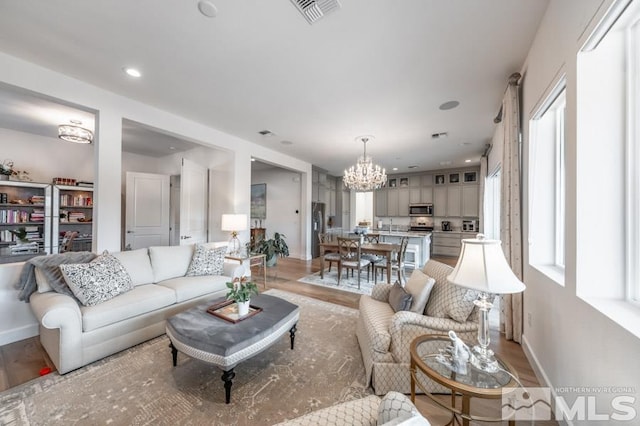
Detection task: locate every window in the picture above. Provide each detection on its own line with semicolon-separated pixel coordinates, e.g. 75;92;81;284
529;78;566;282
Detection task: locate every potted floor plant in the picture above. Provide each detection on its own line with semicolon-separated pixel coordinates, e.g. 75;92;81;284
226;276;259;316
256;232;289;267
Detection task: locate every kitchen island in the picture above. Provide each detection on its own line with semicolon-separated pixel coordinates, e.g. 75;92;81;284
374;230;431;269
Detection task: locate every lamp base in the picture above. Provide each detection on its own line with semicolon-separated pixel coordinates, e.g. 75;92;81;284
228;234;241;256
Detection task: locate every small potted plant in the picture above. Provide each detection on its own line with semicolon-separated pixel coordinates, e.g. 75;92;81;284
9;227;29;245
255;232;289;267
226;276;259;316
0;160;15;181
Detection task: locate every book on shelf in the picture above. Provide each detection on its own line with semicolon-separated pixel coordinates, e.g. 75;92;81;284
76;181;93;188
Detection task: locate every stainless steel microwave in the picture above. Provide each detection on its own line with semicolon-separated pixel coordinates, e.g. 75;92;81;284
409;203;433;217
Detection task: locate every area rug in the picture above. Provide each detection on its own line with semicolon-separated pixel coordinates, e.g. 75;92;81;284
0;289;370;426
298;269;403;295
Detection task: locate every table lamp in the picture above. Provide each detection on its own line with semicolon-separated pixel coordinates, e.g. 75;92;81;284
447;234;525;373
221;214;247;255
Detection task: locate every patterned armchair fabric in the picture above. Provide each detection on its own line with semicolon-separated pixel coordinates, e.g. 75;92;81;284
356;260;480;395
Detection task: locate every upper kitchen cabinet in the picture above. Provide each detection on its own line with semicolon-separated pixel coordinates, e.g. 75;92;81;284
375;188;387;216
398;188;410;216
421;174;433;186
462;184;479;217
446;186;462;217
409;187;421;203
421;187;433;203
433;186;447;217
387;188;399;216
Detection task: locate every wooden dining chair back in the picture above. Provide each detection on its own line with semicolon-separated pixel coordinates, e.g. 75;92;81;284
318;233;341;273
60;231;79;253
361;233;384;275
337;237;371;289
374;236;410;285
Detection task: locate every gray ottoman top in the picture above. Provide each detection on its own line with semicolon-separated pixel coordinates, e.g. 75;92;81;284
166;294;299;357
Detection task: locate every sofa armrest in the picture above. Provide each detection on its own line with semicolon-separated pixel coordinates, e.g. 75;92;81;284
389;311;478;364
223;262;245;278
372;283;393;302
273;394;381;426
30;291;82;331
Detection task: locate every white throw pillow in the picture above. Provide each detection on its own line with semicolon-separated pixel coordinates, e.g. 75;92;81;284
404;269;436;314
60;252;133;306
34;267;53;293
186;244;226;276
111;248;154;286
148;244;195;282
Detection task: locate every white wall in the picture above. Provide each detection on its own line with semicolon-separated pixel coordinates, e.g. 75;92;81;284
520;0;640;423
0;128;94;183
251;168;303;259
0;51;313;344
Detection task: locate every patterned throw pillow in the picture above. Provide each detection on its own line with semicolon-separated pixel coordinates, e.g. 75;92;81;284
186;244;226;277
425;278;478;323
388;282;413;313
378;391;419;424
60;252;133;306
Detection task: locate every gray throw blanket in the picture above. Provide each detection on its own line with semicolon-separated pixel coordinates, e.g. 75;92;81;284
15;251;97;302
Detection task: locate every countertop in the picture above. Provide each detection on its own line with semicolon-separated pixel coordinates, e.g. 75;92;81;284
371;230;432;238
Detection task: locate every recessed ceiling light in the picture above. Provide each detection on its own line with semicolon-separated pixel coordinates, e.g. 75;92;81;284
439;100;460;110
251;158;256;161
465;159;471;163
281;140;293;145
197;0;217;17
392;167;398;171
123;67;141;78
169;146;176;150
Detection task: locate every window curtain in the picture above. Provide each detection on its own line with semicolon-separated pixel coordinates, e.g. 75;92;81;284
499;79;524;343
479;155;487;233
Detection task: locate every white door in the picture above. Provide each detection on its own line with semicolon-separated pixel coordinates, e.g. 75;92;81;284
180;158;208;245
125;172;170;249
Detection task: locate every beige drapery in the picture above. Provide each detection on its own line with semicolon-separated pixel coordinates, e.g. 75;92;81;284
499;77;524;343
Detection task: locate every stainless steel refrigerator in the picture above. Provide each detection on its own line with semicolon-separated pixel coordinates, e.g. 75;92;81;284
311;202;325;258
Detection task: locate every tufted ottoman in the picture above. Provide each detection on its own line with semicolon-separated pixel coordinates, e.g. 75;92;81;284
166;293;300;403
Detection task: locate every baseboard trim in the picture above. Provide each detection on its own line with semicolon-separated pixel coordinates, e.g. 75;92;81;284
521;334;572;426
0;323;38;346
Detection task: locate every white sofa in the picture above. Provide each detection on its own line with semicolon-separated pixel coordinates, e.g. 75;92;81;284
29;244;243;374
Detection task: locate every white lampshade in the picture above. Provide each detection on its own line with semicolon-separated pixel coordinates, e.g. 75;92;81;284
221;214;248;232
447;234;525;294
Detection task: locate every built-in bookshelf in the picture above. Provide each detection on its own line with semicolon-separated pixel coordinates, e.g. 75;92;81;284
53;185;94;253
0;180;52;263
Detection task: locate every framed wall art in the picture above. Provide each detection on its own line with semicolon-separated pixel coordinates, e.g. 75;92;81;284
250;183;267;219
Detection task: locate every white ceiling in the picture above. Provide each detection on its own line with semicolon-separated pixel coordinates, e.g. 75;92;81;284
0;0;548;176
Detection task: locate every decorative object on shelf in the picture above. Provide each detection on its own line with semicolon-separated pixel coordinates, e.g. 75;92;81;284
9;227;30;244
0;160;27;181
221;213;247;255
225;276;259;317
255;232;289;267
447;233;526;373
435;330;474;375
343;135;387;192
58;120;94;144
53;177;77;186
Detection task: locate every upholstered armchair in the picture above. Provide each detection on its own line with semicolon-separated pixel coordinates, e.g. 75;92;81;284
356;260;485;395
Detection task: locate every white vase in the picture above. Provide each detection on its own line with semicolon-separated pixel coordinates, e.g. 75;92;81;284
237;300;250;316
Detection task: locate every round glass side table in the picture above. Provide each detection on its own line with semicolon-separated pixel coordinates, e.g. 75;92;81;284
410;334;520;426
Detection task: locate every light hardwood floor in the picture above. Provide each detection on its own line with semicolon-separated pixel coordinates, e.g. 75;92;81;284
0;256;556;424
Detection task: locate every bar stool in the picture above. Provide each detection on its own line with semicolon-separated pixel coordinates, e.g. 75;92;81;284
404;243;421;270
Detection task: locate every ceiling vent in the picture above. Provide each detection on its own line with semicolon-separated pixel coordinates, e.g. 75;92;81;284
431;132;448;139
290;0;341;25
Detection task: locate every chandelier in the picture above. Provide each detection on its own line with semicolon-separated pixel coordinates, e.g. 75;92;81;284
343;136;387;192
58;120;93;144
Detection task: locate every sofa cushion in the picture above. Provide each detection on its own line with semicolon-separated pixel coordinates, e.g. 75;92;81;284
404;269;436;314
378;391;421;425
388;283;413;313
111;248;154;286
30;251;97;297
359;295;396;354
60;253;134;307
149;244;195;282
186;244;226;277
157;274;229;303
80;284;176;332
423;259;478;322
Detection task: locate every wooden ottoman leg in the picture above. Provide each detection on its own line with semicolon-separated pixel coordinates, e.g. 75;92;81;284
170;342;178;367
221;368;236;404
289;323;298;350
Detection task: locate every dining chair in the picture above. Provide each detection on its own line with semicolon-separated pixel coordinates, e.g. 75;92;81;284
318;233;341;273
374;236;409;285
337;237;371;289
60;231;79;253
361;233;384;276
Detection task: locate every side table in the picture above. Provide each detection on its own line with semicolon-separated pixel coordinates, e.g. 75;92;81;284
410;334;519;425
225;253;267;288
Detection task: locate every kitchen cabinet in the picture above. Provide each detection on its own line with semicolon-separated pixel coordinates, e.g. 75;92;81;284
375;189;387;217
421;187;433;203
446;186;462;217
433;186;447;216
432;231;462;257
398;188;410;216
462;184;479;217
409;188;421;203
387;189;399;216
409;176;421;187
421;174;433;186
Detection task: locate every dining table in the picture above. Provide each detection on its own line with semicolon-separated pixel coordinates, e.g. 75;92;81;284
319;241;400;284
